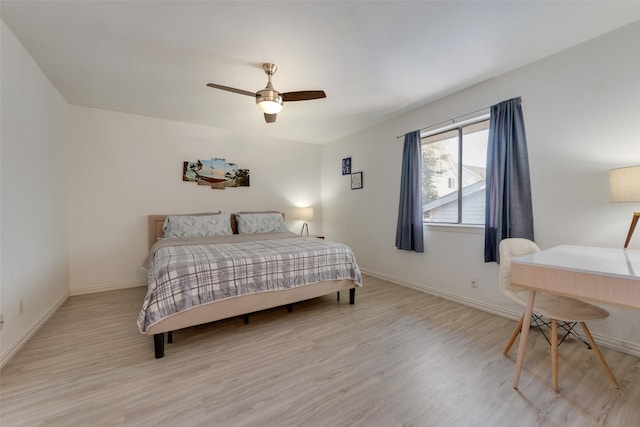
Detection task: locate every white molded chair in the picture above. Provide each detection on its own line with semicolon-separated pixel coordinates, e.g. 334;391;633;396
499;238;618;391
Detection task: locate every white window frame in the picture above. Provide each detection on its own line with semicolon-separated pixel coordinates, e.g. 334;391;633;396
421;113;490;227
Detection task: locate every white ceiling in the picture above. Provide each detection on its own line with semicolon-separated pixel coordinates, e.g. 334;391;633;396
2;1;640;145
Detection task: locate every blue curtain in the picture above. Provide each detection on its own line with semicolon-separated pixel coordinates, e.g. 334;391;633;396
396;130;424;252
484;97;534;263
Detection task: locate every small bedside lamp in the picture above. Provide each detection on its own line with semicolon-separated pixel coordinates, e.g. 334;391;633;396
297;207;314;236
609;165;640;249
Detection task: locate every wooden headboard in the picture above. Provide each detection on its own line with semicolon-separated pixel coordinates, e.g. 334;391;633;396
148;212;284;249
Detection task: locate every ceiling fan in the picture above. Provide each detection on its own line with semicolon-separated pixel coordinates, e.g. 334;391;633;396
206;63;326;123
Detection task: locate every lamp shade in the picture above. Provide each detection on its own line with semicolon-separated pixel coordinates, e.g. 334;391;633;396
297;207;314;221
609;166;640;202
256;89;283;114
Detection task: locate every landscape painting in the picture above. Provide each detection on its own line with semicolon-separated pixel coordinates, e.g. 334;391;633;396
183;157;250;189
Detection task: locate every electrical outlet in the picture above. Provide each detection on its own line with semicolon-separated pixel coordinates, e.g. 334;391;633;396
19;298;24;315
471;277;478;288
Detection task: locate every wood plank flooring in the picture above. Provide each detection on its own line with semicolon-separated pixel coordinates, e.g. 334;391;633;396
1;275;639;426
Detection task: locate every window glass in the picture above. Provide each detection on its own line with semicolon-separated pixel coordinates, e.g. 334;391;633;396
422;118;489;225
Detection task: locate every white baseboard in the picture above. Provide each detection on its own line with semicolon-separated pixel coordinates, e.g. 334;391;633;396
69;280;146;296
0;291;69;369
360;268;640;359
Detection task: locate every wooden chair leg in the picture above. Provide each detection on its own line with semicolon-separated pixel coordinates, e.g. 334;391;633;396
551;319;558;392
580;322;619;388
504;315;524;356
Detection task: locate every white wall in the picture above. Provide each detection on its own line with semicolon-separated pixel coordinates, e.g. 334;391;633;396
1;21;70;366
67;106;322;294
321;21;640;356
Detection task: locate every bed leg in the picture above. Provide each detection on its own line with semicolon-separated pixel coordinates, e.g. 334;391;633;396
286;304;293;313
349;288;355;305
167;331;173;344
337;291;340;301
154;333;165;359
243;315;250;325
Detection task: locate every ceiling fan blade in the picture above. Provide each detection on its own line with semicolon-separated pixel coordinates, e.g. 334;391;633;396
206;83;256;97
264;113;277;123
282;90;326;102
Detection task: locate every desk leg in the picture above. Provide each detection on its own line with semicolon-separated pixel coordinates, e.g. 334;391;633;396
514;290;536;389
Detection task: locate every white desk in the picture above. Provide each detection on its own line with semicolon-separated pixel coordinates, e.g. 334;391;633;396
510;245;640;389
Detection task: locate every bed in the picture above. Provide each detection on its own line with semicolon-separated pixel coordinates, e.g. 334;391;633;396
138;212;362;358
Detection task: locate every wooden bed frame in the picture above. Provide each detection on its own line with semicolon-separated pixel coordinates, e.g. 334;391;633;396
145;213;357;358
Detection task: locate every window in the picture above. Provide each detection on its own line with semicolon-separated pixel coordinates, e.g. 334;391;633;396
421;117;489;225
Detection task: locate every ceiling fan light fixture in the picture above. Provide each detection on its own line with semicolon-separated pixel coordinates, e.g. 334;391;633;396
256;90;283;114
207;63;325;122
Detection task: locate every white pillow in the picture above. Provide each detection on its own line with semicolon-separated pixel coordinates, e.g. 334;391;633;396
162;213;232;238
235;213;288;234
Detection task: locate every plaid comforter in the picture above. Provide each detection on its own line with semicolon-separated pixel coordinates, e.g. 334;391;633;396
138;232;362;333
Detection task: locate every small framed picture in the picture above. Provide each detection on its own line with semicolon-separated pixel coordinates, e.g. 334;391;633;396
342;157;352;175
351;171;363;190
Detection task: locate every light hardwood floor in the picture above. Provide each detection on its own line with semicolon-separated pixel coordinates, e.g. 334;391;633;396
1;275;639;426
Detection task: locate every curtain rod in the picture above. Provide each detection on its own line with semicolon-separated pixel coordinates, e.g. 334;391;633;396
396;97;521;139
396;106;489;139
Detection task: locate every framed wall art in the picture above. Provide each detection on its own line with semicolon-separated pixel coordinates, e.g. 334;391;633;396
351;171;363;190
183;157;250;190
342;157;352;175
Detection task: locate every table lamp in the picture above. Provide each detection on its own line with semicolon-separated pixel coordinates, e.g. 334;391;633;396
609;165;640;249
297;207;314;236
